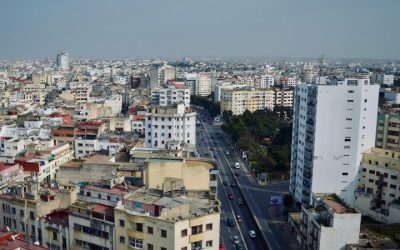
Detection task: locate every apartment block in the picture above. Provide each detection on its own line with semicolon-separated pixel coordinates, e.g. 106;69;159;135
290;79;379;205
288;194;361;250
151;87;191;107
376;113;400;151
195;73;212;97
220;88;293;115
355;148;400;223
144;104;196;149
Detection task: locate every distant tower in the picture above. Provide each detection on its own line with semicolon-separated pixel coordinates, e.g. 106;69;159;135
56;50;69;70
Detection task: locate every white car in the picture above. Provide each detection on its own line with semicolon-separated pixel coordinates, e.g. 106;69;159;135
234;162;240;169
226;151;230;155
232;235;240;244
249;230;256;238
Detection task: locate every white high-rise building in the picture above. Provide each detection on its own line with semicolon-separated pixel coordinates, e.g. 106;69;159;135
151;86;191;107
260;74;274;88
56;51;69;70
145;104;196;149
290;78;379;206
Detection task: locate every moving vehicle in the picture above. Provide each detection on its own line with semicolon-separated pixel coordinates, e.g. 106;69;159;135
249;230;256;238
228;193;234;199
234;171;240;177
227;218;235;227
225;151;230;155
234;162;240;169
232;235;240;244
219;243;225;250
237;198;243;205
235;243;245;250
236;215;242;223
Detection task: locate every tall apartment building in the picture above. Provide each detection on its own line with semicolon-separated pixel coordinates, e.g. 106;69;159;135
151;87;191;107
149;65;175;89
355;148;400;223
145;104;196;149
260;74;274;88
114;157;220;250
195;73;212;97
56;51;69;71
220;88;293;115
184;73;197;95
290;79;379;205
376;113;400;151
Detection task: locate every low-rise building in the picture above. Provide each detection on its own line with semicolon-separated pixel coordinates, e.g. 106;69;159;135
355;148;400;223
151;87;191;107
288;194;361;250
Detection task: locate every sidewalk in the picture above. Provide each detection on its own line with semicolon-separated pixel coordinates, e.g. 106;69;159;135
267;206;298;250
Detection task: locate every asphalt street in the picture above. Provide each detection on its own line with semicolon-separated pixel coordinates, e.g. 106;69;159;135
196;109;298;250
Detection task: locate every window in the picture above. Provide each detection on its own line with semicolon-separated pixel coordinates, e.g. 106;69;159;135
346;118;352;121
206;240;213;247
128;237;143;248
53;231;58;241
161;229;167;238
391;175;398;180
147;226;153;234
98;194;102;199
390;184;397;189
369;170;375;174
206;223;213;231
136;223;143;232
191;225;203;235
119;220;125;227
19;210;23;217
342;172;348;176
347;100;354;103
107;195;111;201
181;247;188;250
364;99;367;103
30;211;35;220
344;145;350;149
11;207;15;214
348;90;354;93
345;137;351;142
181;229;187;237
161;248;167;250
148;244;154;250
119;236;125;243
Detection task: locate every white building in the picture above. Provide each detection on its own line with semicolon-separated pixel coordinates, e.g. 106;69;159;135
145;104;196;149
260;74;274;88
56;51;69;70
196;73;212;97
151;87;191;107
149;65;175;89
290;78;379;206
74;137;125;159
371;73;394;85
288;194;361;250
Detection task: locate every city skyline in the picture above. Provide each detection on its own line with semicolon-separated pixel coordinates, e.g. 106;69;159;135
1;0;400;60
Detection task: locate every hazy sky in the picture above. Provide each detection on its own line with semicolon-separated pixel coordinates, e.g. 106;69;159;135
1;0;399;59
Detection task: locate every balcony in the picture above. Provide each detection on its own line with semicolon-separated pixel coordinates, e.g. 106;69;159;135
127;229;145;240
189;233;204;243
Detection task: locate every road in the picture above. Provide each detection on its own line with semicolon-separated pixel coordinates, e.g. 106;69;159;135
197;114;266;250
196;109;298;250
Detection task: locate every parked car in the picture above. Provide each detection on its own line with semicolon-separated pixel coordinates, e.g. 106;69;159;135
234;171;240;177
225;150;230;155
235;243;245;250
234;162;240;169
237;198;243;205
232;235;240;244
249;230;256;238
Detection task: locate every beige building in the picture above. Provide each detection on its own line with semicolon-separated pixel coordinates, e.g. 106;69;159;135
355;148;400;223
220;87;293;115
376;113;400;151
0;181;78;243
115;156;220;250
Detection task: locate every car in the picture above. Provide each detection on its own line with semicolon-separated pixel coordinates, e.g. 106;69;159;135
232;235;240;244
234;162;240;169
236;215;242;223
234;243;245;250
219;243;225;250
237;198;243;205
222;181;228;186
225;151;230;155
228;193;234;199
234;171;240;177
249;230;256;238
227;218;235;227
